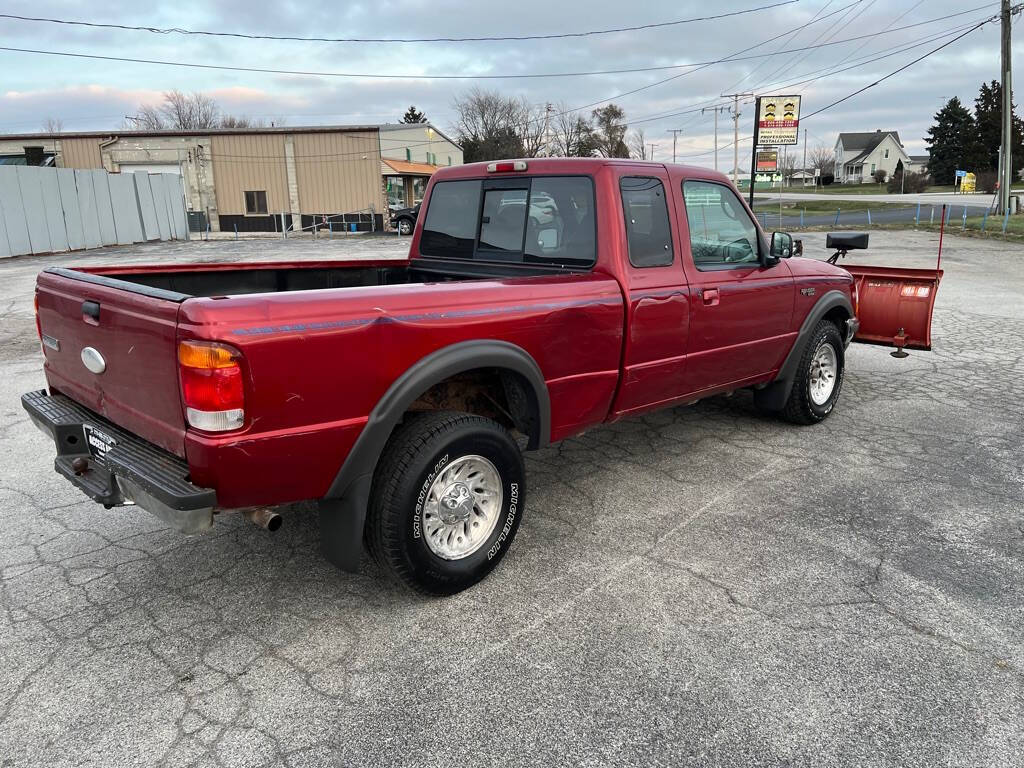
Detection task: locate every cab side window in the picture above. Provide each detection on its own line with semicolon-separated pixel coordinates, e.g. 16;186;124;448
682;180;760;269
620;176;674;268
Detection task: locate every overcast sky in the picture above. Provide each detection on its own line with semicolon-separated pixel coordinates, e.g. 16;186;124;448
0;0;1017;169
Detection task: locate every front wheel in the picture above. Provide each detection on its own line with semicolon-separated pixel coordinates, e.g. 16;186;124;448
397;218;413;235
781;320;845;424
366;411;525;595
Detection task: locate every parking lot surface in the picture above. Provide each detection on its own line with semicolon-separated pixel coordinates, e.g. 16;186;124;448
1;231;1021;767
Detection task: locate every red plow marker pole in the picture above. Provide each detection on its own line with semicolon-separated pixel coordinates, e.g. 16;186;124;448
937;203;946;271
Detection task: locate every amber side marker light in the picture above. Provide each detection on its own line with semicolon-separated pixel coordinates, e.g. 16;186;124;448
178;340;244;432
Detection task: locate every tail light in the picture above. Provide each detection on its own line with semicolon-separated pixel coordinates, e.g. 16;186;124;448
33;292;42;342
178;340;244;432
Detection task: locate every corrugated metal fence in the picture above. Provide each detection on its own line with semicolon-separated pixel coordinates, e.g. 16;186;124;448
0;166;188;259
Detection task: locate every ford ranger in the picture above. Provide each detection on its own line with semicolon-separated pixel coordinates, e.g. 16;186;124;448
24;158;934;595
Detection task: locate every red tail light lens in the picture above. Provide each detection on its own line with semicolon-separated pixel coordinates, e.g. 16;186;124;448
178;341;244;432
34;292;42;342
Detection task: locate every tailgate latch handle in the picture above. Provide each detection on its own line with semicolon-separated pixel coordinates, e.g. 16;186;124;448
82;300;100;324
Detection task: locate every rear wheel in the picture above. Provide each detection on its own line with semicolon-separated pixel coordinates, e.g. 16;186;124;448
781;320;845;424
397;218;413;235
366;411;525;595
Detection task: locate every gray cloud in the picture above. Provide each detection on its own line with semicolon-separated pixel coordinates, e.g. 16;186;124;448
0;0;1016;165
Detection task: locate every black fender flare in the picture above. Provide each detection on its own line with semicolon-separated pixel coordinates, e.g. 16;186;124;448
318;340;550;571
754;290;853;411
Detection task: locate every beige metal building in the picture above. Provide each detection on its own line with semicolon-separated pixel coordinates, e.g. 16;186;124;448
0;122;460;232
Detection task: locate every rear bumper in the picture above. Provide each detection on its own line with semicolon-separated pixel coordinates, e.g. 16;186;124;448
21;389;217;534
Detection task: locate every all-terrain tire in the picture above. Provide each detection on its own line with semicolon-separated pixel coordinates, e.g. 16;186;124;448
365;411;525;595
781;320;845;425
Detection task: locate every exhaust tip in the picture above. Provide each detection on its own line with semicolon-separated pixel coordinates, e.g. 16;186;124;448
243;507;283;532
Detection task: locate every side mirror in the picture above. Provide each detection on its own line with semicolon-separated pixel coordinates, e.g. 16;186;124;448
770;231;793;259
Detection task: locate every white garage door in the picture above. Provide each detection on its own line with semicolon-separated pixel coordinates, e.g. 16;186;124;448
121;163;181;176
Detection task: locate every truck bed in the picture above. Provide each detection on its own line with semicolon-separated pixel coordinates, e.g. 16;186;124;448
61;257;586;300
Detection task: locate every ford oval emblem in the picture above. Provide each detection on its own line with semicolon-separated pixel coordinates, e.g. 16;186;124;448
81;347;106;374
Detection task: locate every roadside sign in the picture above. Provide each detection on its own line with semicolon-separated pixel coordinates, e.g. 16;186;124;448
756;150;778;172
955;169;967;178
814;167;821;177
757;95;801;146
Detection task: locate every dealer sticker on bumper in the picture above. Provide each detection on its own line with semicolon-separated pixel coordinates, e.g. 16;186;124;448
83;424;117;461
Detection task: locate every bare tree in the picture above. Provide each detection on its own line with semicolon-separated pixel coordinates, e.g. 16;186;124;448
517;99;548;158
162;90;220;129
778;150;797;183
450;87;526;162
42;116;63;134
628;128;648;160
131;91;220;130
549;103;594;157
807;144;835;175
220;115;269;129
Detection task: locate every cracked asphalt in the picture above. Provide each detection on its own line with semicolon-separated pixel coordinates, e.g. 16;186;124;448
1;230;1022;767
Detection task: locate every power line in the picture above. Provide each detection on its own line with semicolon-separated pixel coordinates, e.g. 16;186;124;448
0;2;799;44
0;7;986;82
801;18;994;120
616;11;993;130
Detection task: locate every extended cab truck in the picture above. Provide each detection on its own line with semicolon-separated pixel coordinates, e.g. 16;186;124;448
25;158;867;595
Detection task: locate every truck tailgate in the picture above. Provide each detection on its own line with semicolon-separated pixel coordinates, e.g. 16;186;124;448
36;269;187;457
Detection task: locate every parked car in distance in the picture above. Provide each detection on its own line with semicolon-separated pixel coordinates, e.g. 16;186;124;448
26;157;939;595
391;203;419;235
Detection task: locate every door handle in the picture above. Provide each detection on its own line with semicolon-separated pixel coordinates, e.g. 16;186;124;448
701;288;720;306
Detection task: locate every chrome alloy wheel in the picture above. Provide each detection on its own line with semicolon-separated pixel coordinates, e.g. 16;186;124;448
422;455;503;560
809;341;838;406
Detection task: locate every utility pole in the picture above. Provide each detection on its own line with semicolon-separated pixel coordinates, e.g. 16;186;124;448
802;128;808;188
722;93;753;187
702;106;727;171
541;102;553;158
999;0;1014;214
667;128;683;163
648;142;656;161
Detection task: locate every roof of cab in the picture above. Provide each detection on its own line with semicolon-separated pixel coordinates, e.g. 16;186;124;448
432;157;732;185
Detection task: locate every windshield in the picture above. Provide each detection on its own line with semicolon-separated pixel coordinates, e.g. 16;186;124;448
419;176;596;268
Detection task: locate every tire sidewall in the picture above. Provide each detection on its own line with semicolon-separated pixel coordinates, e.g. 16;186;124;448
802;325;845;419
393;424;524;592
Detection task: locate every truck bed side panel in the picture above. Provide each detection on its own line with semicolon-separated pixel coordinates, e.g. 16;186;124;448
178;274;624;508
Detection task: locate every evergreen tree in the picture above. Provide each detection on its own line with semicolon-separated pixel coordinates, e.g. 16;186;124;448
401;105;427;123
925;98;982;185
972;80;1024;177
590;104;630;158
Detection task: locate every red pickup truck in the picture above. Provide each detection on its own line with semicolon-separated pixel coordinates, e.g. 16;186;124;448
26;157;906;594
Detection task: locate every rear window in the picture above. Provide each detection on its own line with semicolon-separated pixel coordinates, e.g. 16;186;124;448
419;176;596;268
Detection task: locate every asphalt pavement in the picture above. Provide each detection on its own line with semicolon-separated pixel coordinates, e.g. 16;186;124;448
1;231;1021;767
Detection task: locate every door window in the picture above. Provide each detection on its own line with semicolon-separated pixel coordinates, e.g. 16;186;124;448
620;177;673;268
682;180;760;270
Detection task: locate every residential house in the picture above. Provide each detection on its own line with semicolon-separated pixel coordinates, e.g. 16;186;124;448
834;130;911;183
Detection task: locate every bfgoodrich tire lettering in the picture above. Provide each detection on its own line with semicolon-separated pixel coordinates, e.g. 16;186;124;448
366;411;525;595
782;320;845;425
